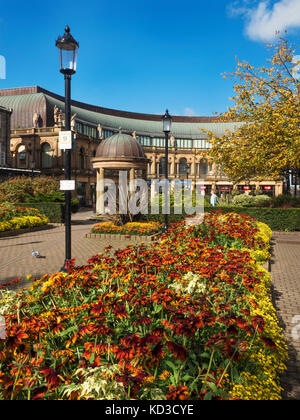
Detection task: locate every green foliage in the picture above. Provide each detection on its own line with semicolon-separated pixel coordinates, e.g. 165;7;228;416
271;194;300;208
24;191;65;203
232;194;272;207
0;177;59;203
0;203;45;222
0;177;79;220
16;203;64;223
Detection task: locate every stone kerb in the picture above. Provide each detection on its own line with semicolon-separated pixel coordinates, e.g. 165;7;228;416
86;232;161;244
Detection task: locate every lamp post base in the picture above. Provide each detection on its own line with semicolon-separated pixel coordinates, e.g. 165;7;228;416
60;259;73;273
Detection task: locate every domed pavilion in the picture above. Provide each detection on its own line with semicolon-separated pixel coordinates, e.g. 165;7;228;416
92;131;149;214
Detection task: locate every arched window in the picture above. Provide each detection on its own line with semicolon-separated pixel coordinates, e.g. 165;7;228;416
18;145;27;168
79;147;85;170
199;159;208;176
179;158;188;175
41;142;53;169
159;157;165;176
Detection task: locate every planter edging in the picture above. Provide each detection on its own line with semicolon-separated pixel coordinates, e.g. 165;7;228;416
86;232;161;243
0;224;51;239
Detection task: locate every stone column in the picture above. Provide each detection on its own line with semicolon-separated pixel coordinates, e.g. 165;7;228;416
191;156;196;177
255;182;260;194
212;181;216;193
212;163;217;177
96;167;105;214
275;183;283;196
151;155;156;176
129;168;136;198
171;154;175;178
129;168;135;183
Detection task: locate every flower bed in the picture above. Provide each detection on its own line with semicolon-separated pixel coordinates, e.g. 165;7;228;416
0;212;287;400
0;203;49;233
90;221;163;236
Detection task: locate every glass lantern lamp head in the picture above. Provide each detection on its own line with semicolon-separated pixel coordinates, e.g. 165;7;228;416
56;25;79;75
162;109;172;133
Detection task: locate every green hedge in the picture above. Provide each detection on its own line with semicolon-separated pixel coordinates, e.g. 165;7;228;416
146;206;300;231
16;203;64;223
206;206;300;231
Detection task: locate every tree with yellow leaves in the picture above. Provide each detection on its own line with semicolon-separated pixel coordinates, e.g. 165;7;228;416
202;36;300;186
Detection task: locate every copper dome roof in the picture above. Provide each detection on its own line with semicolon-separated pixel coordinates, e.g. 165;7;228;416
95;132;146;160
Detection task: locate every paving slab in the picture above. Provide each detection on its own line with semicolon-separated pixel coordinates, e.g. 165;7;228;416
271;232;300;400
0;209;136;290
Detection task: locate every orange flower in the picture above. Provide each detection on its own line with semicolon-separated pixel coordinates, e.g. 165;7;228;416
166;385;189;400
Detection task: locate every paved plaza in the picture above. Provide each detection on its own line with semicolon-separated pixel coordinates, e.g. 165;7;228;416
0;210;299;399
0;209;130;289
271;233;300;400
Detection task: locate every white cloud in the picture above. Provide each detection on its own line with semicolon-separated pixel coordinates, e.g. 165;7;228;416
184;107;196;116
229;0;300;41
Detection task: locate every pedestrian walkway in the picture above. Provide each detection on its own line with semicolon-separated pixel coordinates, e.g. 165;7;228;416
0;209;133;290
271;232;300;400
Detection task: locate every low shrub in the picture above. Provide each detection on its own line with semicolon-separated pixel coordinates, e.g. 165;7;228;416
232;194;272;208
271;194;300;208
0;177;79;220
0;177;59;203
206;206;300;231
0;203;49;232
16;203;64;223
16;200;79;223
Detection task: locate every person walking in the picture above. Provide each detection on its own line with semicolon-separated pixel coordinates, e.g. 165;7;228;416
210;191;219;207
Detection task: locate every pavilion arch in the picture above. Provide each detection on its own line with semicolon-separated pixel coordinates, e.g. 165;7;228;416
41;142;53;169
92;131;149;215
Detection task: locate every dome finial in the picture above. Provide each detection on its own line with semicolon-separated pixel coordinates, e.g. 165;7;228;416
118;126;122;133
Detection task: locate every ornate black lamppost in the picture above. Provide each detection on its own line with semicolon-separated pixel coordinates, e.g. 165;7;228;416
56;25;79;270
162;109;172;232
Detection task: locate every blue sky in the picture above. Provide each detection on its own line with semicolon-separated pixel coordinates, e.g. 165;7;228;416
0;0;300;116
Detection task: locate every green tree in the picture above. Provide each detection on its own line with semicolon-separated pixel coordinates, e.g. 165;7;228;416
202;36;300;184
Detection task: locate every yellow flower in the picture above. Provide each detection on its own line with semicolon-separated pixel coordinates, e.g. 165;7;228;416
159;370;170;380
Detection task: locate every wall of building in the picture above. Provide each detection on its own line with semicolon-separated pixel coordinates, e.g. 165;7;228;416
0;107;11;166
0;86;283;202
9;126;98;205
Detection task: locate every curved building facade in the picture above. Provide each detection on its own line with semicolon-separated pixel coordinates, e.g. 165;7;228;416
0;86;283;204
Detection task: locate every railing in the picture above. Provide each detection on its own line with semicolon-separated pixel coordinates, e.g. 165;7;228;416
11;127;60;136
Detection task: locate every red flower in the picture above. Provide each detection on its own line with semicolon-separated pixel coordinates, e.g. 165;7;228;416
133;317;152;326
166;341;188;361
151;342;164;360
261;336;276;349
40;367;60;389
90;301;108;316
236;317;248;329
166;385;189;400
114;305;128;319
251;315;265;333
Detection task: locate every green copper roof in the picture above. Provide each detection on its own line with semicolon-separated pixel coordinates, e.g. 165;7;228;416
0;89;244;138
96;132;146;159
44;94;242;138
